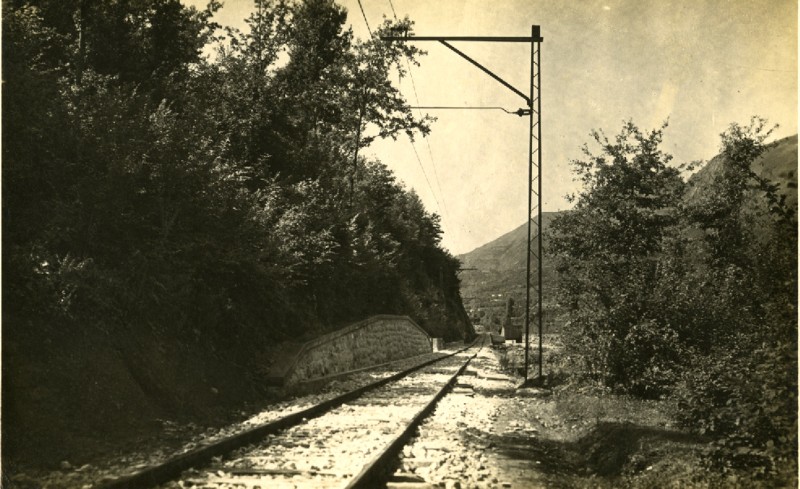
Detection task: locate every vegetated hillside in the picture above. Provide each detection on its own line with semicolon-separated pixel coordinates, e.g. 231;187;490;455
458;134;798;334
2;0;471;473
457;212;563;333
686;134;797;205
459;212;561;272
547;120;797;484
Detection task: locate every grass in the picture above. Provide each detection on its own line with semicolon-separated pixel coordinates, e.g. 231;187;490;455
489;337;798;488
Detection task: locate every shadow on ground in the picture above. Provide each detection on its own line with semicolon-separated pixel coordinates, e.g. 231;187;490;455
492;421;708;478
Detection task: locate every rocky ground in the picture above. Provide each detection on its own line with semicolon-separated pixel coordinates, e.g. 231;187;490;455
6;349;458;489
9;338;788;488
389;340;739;489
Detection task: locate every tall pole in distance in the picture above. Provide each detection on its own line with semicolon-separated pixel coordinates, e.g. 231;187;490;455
523;35;534;382
525;25;543;382
536;26;544;380
380;28;544;383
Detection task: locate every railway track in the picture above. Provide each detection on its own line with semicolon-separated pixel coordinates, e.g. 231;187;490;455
101;336;485;489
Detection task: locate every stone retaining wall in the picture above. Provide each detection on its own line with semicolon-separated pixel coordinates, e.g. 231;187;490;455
283;315;432;385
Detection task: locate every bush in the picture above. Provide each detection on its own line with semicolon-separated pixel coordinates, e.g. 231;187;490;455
555;118;797;479
551;121;686;396
675;338;797;479
618;319;682;398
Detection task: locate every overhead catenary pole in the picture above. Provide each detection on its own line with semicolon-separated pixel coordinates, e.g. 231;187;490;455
530;25;543;382
382;28;544;383
523;26;544;383
524;33;534;383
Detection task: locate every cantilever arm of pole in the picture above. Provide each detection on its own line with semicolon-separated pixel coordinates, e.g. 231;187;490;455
381;35;542;42
409;106;530;116
437;41;531;107
380;34;538;107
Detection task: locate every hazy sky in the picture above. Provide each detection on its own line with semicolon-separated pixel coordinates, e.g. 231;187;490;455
184;0;797;255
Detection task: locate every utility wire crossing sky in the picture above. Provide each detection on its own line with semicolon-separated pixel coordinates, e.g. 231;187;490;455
184;0;798;256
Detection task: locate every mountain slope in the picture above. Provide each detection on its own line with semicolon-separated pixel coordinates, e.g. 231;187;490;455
686;134;797;209
459;212;560;272
457;212;562;332
458;134;798;332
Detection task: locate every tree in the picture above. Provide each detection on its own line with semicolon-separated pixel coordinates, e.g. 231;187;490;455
553;116;796;478
550;121;686;396
4;0;473;469
673;119;797;479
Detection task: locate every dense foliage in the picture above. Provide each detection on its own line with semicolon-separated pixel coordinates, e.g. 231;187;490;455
551;119;797;479
3;0;469;358
550;122;686;396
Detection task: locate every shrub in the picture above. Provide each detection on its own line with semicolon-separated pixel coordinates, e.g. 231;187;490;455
675;338;797;479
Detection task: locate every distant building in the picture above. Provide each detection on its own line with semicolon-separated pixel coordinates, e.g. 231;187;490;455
501;297;522;342
502;318;522;342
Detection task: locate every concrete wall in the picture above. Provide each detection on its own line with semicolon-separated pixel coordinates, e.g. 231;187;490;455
283;315;432;385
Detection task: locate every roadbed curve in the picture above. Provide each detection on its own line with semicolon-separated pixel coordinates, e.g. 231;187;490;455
159;350;477;488
12;343;471;489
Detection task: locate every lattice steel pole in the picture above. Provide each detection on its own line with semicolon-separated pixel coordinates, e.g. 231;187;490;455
381;27;544;382
523;25;542;382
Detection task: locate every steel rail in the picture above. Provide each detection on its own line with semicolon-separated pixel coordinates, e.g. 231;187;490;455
98;337;482;489
346;339;484;488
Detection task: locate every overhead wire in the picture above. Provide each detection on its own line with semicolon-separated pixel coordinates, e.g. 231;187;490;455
351;0;447;221
410;106;528;115
408;67;451;220
357;0;373;38
409;131;445;214
385;0;451;222
387;0;398;18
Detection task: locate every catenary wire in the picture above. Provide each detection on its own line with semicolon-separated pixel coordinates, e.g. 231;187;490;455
408;133;445;214
352;0;446;221
385;0;451;222
409;106;525;114
357;0;373;37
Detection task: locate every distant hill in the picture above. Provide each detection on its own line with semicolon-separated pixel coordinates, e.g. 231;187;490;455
457;212;563;332
459;212;561;272
686;134;797;210
458;134;798;332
